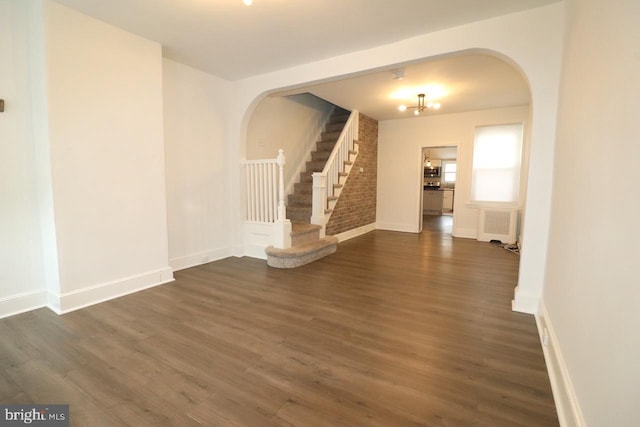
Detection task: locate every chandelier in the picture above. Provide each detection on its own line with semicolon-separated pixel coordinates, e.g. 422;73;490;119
398;94;441;115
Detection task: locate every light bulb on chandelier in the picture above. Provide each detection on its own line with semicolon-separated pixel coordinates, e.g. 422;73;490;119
398;93;441;115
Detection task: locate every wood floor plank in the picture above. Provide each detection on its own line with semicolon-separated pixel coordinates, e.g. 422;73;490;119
0;216;558;426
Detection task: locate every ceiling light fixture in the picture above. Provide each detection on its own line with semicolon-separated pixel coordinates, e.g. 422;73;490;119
243;0;252;5
398;93;441;115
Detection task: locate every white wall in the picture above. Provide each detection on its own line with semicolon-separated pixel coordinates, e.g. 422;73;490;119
163;58;234;271
44;1;172;312
378;106;530;236
0;0;48;317
247;94;334;193
229;4;564;312
541;0;640;426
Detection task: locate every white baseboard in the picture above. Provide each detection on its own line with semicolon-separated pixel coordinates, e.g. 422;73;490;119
48;267;174;314
243;245;267;260
452;227;477;239
170;247;233;272
536;302;586;427
512;285;539;314
375;222;419;233
0;289;47;319
333;223;376;242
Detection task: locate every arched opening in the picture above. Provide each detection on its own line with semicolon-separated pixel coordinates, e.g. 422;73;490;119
242;50;532;253
231;4;564;313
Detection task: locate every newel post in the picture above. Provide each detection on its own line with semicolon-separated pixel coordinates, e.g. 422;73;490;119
311;172;327;238
273;149;291;249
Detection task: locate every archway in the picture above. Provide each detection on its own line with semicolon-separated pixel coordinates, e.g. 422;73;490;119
230;4;564;314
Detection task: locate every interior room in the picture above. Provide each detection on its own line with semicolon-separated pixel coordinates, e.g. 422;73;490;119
1;0;638;426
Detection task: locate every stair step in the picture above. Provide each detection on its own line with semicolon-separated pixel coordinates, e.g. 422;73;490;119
311;151;331;162
290;223;321;246
327;113;350;124
316;141;336;152
288;194;311;206
324;122;346;132
266;236;338;268
321;130;342;140
299;172;313;183
344;160;353;166
318;138;339;145
338;172;348;177
328;196;338;201
306;160;327;172
287;206;312;223
333;184;343;189
291;222;320;235
294;182;312;194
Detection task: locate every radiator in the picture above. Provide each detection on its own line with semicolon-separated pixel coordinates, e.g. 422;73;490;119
477;208;519;244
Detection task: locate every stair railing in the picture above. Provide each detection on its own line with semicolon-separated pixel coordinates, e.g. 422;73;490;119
311;110;359;237
242;149;291;249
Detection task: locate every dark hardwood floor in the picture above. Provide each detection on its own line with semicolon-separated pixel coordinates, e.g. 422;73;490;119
0;219;558;426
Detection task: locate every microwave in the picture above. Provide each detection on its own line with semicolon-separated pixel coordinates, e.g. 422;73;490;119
424;166;441;177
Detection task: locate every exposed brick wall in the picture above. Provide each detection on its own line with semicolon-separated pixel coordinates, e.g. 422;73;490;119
326;113;378;236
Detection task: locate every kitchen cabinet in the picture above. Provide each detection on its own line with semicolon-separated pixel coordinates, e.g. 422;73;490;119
442;189;454;212
423;190;444;214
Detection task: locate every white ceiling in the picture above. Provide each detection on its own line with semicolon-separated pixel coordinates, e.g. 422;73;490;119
52;0;560;81
289;53;531;121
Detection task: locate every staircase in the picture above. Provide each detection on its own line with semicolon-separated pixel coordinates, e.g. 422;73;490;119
265;108;350;268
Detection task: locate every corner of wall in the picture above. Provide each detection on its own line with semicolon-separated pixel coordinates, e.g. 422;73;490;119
512;285;539;314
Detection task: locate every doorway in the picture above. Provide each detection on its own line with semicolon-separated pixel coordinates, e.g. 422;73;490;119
419;145;458;234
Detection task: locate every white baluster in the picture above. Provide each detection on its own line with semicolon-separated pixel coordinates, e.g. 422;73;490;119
246;165;251;221
267;164;276;222
249;165;256;221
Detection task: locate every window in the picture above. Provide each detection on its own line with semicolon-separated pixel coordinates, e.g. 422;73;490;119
442;161;457;183
471;123;523;203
